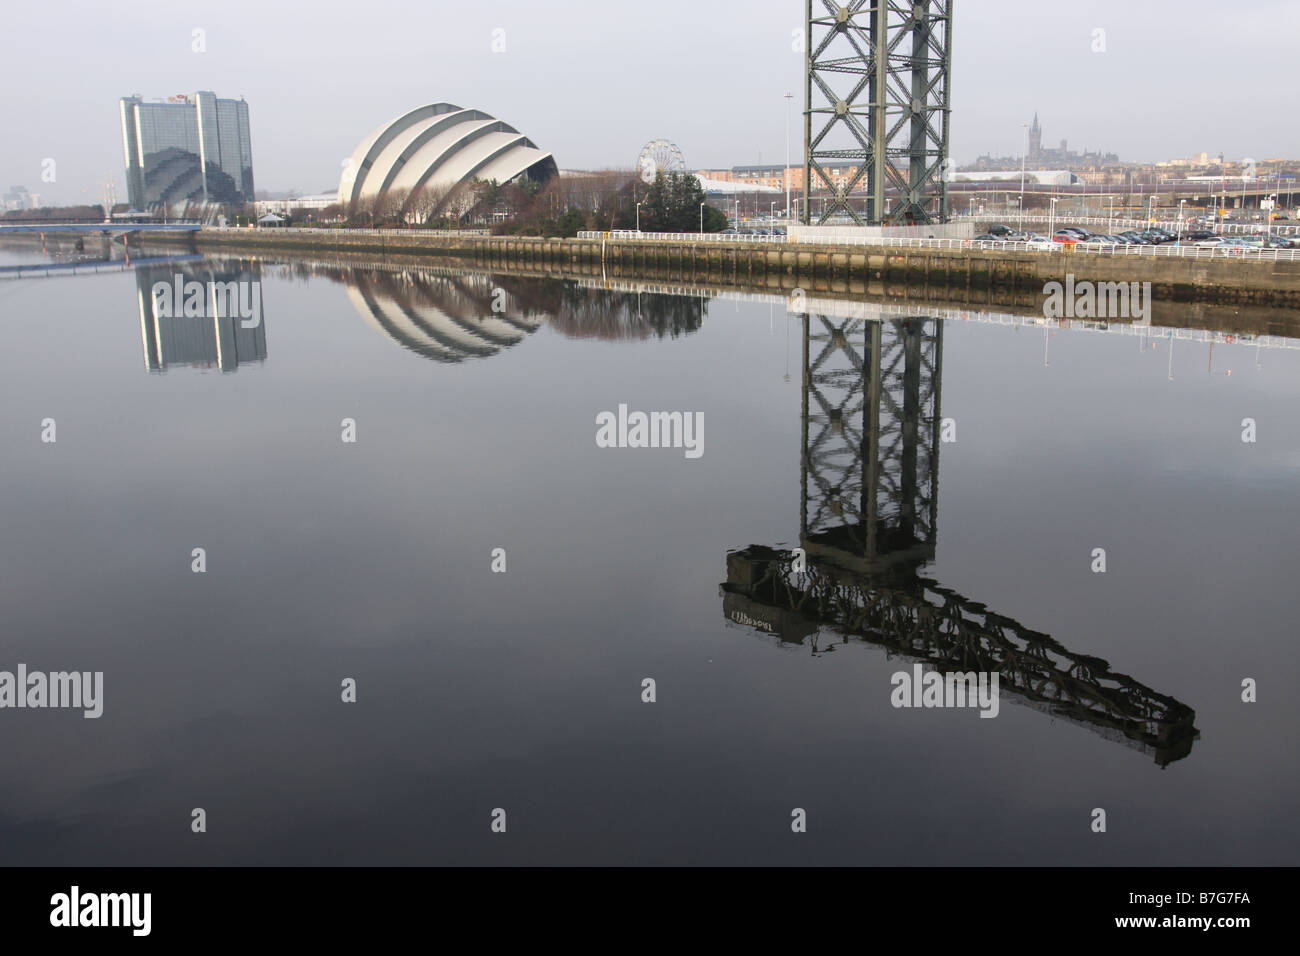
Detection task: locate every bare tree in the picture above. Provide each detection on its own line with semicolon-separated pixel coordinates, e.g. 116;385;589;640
346;194;375;225
408;183;451;224
373;188;410;226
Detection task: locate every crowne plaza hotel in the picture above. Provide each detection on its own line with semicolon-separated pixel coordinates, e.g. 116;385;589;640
119;91;254;211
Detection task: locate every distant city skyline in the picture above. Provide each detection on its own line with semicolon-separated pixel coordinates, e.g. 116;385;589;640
2;0;1297;204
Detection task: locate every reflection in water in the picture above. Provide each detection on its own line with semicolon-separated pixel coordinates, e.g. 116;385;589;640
134;262;267;373
722;308;1200;767
338;267;706;359
263;260;702;359
545;284;705;341
111;258;714;372
5;251;1298;864
181;256;1299;370
344;271;544;363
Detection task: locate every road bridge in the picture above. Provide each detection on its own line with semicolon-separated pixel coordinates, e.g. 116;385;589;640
0;222;201;235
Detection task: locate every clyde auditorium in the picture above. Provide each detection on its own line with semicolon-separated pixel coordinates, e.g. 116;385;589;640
338;103;557;218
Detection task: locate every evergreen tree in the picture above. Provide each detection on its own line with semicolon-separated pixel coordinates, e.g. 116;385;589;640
634;171;725;232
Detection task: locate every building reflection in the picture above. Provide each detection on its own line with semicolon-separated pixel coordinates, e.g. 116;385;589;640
334;265;706;359
234;260;703;361
123;258;708;371
722;306;1199;766
342;270;544;363
134;262;267;373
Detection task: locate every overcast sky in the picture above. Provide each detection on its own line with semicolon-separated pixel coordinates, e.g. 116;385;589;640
3;0;1297;203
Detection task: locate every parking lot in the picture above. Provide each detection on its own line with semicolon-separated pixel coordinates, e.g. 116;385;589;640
973;220;1299;251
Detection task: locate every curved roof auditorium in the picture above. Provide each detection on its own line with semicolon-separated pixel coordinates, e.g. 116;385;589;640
338;103;557;218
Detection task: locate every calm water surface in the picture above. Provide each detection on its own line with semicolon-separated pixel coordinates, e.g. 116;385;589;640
0;248;1296;864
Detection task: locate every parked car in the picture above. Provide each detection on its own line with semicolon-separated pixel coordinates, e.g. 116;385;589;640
987;224;1013;237
973;233;1003;241
1194;236;1227;246
1051;232;1079;243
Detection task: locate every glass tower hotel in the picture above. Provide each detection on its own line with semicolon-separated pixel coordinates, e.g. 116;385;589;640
120;92;254;211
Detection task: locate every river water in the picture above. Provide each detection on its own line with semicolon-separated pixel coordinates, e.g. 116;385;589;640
0;248;1296;864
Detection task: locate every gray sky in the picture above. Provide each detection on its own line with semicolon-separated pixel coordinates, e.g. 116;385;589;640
3;0;1297;203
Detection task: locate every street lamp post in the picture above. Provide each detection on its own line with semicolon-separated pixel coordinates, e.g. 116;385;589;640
1019;122;1029;231
784;92;793;220
770;201;776;223
1048;197;1059;240
1218;162;1226;234
700;201;706;234
636;201;643;233
1177;199;1186;242
1148;194;1157;227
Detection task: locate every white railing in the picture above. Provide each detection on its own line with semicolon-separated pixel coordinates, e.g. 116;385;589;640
199;220;1300;241
190;225;1300;260
786;232;1300;260
792;223;975;242
201;226;491;237
1070;242;1300;260
577;230;787;243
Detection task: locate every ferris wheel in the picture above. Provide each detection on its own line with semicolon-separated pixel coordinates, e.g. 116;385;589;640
637;139;686;183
